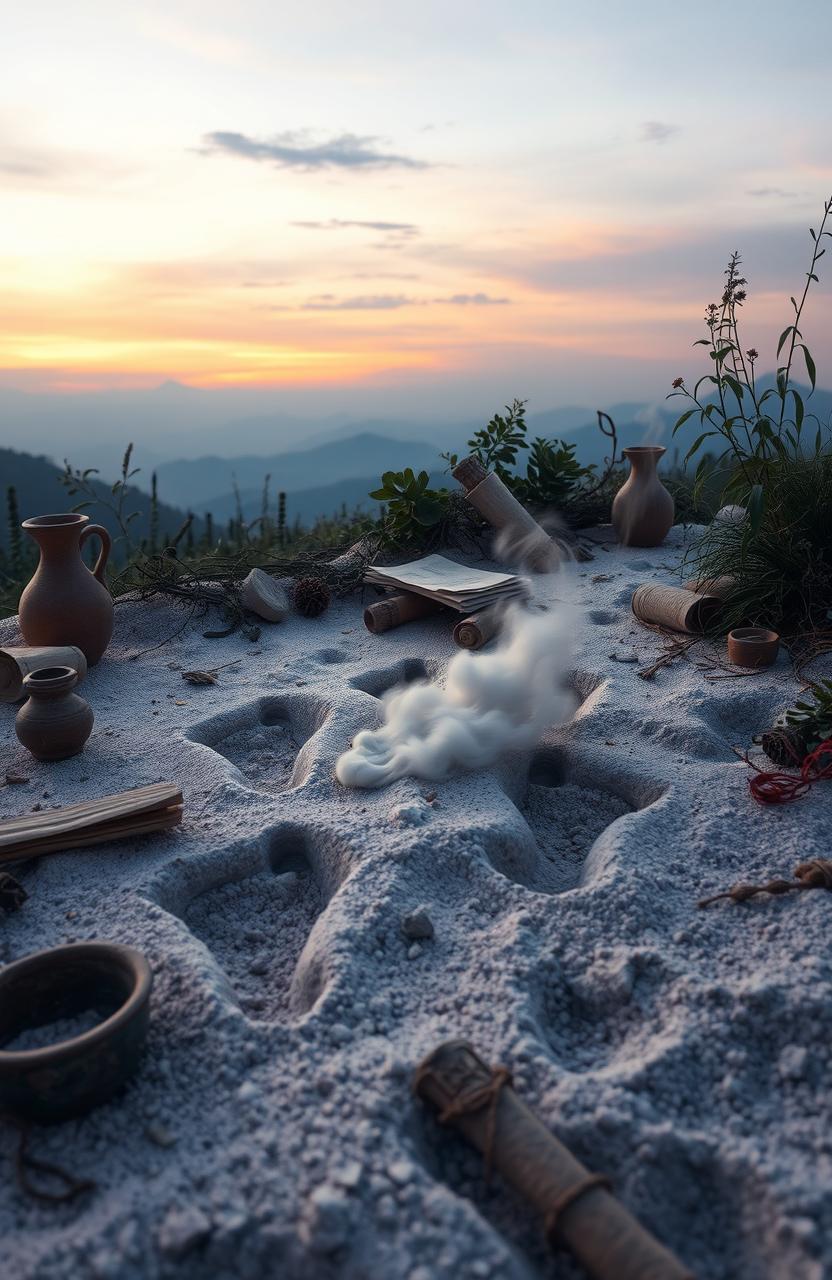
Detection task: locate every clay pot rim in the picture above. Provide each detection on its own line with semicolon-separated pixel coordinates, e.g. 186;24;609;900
728;626;780;645
622;445;667;457
21;512;90;530
0;943;152;1071
22;664;78;693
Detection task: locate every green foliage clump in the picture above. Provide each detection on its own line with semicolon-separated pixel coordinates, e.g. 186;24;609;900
782;678;832;749
443;398;597;508
674;194;832;635
369;467;449;539
687;451;832;634
372;398;618;549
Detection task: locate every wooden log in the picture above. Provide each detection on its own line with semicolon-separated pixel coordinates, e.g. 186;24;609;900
414;1041;693;1280
364;592;445;634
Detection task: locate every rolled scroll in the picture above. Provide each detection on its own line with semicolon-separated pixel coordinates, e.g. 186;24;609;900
0;647;88;704
453;607;502;651
682;575;736;602
363;592;445;634
452;456;555;572
414;1041;692;1280
632;584;721;634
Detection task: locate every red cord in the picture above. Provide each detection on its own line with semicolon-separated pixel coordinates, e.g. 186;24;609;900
748;737;832;805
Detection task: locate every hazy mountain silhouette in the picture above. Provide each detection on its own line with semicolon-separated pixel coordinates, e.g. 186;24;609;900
151;432;445;509
0;448;198;557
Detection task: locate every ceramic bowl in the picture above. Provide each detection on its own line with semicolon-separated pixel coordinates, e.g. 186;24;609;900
0;942;152;1122
727;627;780;669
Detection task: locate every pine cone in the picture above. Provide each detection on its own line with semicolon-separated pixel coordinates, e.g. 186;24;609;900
293;575;330;618
759;726;806;767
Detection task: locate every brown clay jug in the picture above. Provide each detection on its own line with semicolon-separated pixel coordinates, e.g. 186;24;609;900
18;514;114;665
611;446;675;547
15;666;94;761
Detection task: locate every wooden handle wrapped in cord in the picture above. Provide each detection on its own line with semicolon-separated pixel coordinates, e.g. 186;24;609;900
414;1041;694;1280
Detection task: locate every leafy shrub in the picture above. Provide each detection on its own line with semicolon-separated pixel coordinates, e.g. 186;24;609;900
672;194;832;635
369;468;450;539
443;398;599;508
669;195;831;521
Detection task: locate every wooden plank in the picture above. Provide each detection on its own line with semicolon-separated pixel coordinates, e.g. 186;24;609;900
0;783;183;862
0;807;183;864
0;784;182;849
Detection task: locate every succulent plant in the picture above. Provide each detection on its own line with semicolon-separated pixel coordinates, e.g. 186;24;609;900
759;677;832;765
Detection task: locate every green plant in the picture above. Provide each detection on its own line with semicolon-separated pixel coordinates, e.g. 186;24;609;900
62;442;143;554
758;678;832;765
442;398;608;511
517;436;589;507
675;196;832;635
783;678;832;745
687;449;832;634
461;398;529;477
6;486;23;577
668;194;832;522
369;468;450;543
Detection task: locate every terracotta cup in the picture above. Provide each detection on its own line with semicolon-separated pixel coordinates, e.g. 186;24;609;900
18;514;113;665
611;446;675;547
727;627;780;669
15;665;94;761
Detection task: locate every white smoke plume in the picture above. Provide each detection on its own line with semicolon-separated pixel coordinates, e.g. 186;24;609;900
335;600;575;789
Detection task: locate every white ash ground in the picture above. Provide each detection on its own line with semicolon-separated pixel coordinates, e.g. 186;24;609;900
5;1009;104;1052
0;526;830;1280
521;781;631;895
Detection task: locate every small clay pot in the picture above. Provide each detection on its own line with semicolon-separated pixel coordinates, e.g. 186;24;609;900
0;942;152;1122
15;665;94;761
727;627;780;669
611;446;675;548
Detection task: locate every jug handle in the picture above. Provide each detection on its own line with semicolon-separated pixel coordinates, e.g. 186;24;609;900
79;524;112;584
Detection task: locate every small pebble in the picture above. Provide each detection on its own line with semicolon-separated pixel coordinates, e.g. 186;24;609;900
401;908;434;940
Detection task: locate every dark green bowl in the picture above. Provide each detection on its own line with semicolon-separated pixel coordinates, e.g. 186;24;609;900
0;942;152;1122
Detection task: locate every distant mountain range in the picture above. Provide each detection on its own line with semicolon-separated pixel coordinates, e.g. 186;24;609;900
2;379;830;546
149;432;445;511
0;448;199;558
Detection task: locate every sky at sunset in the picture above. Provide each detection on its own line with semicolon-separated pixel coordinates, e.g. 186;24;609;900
3;0;831;411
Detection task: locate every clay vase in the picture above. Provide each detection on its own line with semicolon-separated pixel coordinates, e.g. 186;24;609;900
611;447;675;548
18;514;113;665
15;666;94;761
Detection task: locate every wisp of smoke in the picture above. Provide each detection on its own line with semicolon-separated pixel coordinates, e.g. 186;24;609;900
335;601;575;789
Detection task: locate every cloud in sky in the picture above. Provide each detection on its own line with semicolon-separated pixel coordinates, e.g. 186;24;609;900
748;187;797;199
299;291;510;311
302;294;414;311
641;120;680;145
292;218;419;237
438;292;510;305
201;130;429;171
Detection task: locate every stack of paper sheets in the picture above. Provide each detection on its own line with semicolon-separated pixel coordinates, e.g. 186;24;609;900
365;554;530;613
